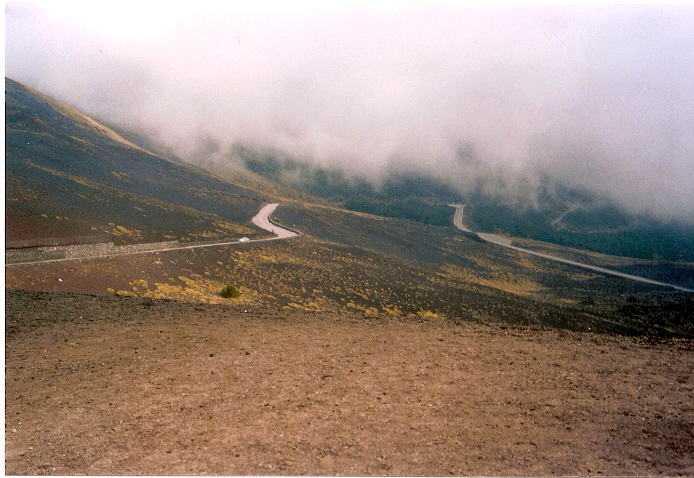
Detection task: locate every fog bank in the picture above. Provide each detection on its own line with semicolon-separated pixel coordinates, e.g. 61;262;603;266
6;3;694;221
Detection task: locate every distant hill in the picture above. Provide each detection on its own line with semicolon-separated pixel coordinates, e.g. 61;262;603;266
5;78;694;337
234;144;465;226
5;78;267;244
229;143;694;262
465;199;694;262
7;75;692;261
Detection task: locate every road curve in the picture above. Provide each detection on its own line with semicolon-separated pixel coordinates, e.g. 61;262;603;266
252;203;298;239
6;203;299;266
450;204;511;246
450;204;693;293
450;203;472;232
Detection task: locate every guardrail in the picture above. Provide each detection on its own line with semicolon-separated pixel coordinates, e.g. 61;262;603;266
266;216;302;236
5;235;111;249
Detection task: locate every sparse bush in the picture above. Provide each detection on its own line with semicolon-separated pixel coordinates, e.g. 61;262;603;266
220;284;240;299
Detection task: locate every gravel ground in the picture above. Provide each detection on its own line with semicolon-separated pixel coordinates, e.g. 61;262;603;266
5;290;694;476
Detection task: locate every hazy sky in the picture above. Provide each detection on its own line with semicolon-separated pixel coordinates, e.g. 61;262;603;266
6;2;694;222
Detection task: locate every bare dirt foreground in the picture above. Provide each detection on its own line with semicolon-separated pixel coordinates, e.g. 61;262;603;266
5;290;694;476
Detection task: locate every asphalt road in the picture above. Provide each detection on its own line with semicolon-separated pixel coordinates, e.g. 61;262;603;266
450;203;472;232
449;204;693;293
450;203;511;246
6;203;298;266
251;203;298;239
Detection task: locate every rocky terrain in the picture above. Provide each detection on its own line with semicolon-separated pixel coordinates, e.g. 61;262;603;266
5;290;694;476
5;76;694;475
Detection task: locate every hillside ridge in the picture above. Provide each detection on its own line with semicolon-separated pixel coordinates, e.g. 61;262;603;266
5;77;269;245
5;78;694;338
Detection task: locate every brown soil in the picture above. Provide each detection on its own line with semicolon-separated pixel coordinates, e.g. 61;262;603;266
5;290;694;476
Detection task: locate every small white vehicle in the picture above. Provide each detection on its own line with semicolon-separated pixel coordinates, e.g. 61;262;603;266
239;237;250;243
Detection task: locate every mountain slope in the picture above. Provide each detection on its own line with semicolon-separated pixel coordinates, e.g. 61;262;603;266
5;77;267;244
228;143;694;262
6;78;694;337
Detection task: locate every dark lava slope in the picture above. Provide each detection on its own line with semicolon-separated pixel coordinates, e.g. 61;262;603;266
5;77;267;244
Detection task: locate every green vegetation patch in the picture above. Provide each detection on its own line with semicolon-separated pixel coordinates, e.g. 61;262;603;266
220;284;241;299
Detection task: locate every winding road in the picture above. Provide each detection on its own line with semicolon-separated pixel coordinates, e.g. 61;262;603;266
449;204;693;293
6;203;298;266
251;203;298;239
8;202;692;293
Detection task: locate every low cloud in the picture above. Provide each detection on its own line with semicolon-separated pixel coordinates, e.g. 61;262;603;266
6;3;694;222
